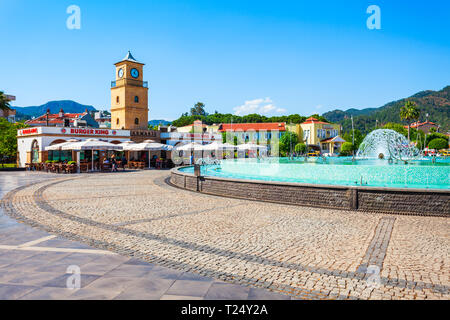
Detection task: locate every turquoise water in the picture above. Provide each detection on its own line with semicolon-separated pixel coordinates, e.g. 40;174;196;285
180;157;450;190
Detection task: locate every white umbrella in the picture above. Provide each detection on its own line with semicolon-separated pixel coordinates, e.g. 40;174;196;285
61;139;123;151
61;139;123;172
130;140;174;168
237;143;268;150
222;143;237;149
45;139;80;151
199;141;235;151
117;141;137;151
176;142;202;151
173;142;202;165
131;140;173;151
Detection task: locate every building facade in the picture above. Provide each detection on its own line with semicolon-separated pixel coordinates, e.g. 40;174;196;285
405;121;440;134
218;123;286;143
0;109;16;123
0;94;16;122
16;127;130;167
287;117;344;154
25;108;98;128
175;120;220;135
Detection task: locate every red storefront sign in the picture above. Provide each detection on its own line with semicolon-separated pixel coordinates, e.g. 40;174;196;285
70;128;112;135
20;128;38;135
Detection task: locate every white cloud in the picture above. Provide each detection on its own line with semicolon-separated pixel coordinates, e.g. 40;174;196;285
233;98;286;116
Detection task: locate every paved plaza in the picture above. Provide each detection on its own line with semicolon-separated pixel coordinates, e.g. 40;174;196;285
0;170;449;300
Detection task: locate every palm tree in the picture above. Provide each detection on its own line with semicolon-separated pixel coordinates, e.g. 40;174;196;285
0;91;12;111
400;100;420;142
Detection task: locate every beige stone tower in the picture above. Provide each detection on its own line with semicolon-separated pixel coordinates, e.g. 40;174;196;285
111;51;149;130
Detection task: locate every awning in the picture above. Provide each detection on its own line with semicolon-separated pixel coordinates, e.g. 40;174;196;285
321;136;346;144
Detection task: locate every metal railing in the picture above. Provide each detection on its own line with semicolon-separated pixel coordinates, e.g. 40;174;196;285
111;79;148;88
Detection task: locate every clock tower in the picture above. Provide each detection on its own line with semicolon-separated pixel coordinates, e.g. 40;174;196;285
111;51;149;130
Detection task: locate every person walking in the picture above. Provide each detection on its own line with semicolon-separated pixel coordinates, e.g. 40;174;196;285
111;154;117;172
121;155;127;171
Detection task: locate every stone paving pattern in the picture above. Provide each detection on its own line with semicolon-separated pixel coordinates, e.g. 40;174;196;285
1;171;449;300
0;172;289;300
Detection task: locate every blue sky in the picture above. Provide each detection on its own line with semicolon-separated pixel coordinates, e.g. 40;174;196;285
1;0;449;120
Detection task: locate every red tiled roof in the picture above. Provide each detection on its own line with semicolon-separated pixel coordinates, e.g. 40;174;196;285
25;111;87;125
321;136;345;143
219;123;286;132
302;117;329;125
405;121;438;129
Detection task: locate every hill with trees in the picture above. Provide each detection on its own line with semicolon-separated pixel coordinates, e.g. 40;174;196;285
11;100;97;120
323;86;450;134
172;102;329;127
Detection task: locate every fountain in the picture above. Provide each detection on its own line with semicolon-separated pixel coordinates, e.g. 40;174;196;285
172;129;449;215
356;129;421;160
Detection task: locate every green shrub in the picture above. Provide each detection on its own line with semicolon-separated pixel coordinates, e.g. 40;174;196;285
294;143;307;154
428;138;448;150
425;132;448;147
340;142;355;156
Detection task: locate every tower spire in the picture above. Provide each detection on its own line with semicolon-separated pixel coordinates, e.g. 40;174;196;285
123;50;138;63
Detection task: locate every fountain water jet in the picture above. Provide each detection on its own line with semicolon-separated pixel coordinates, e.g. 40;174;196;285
356;129;421;160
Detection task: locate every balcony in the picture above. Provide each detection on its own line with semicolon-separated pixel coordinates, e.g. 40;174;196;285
111;79;148;88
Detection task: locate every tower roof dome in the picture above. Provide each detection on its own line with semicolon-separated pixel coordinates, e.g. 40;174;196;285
115;51;144;65
123;51;138;62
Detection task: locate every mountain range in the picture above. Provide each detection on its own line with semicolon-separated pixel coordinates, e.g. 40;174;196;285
323;86;450;134
12;100;96;121
148;119;172;126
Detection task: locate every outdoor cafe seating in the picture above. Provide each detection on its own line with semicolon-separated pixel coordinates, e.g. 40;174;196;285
26;162;77;174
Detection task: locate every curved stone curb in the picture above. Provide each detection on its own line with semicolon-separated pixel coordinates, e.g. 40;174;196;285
171;167;450;217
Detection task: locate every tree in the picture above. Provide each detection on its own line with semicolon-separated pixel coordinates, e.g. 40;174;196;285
383;122;408;137
0;119;27;160
342;129;364;148
340;142;356;156
294;143;307;154
425;132;449;147
0;91;12;111
279;131;299;155
190;102;207;116
400;101;420;142
428;138;448;150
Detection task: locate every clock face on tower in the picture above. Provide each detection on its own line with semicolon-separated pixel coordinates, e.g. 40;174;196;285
118;68;124;78
130;68;139;78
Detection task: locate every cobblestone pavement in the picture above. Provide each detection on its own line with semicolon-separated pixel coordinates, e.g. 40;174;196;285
0;172;289;300
1;171;449;300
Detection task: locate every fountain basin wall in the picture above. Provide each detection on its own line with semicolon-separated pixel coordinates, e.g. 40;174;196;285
171;166;450;217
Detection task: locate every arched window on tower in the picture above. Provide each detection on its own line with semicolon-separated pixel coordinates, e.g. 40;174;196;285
134;96;139;103
135;118;139;125
116;96;119;103
116;118;119;125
